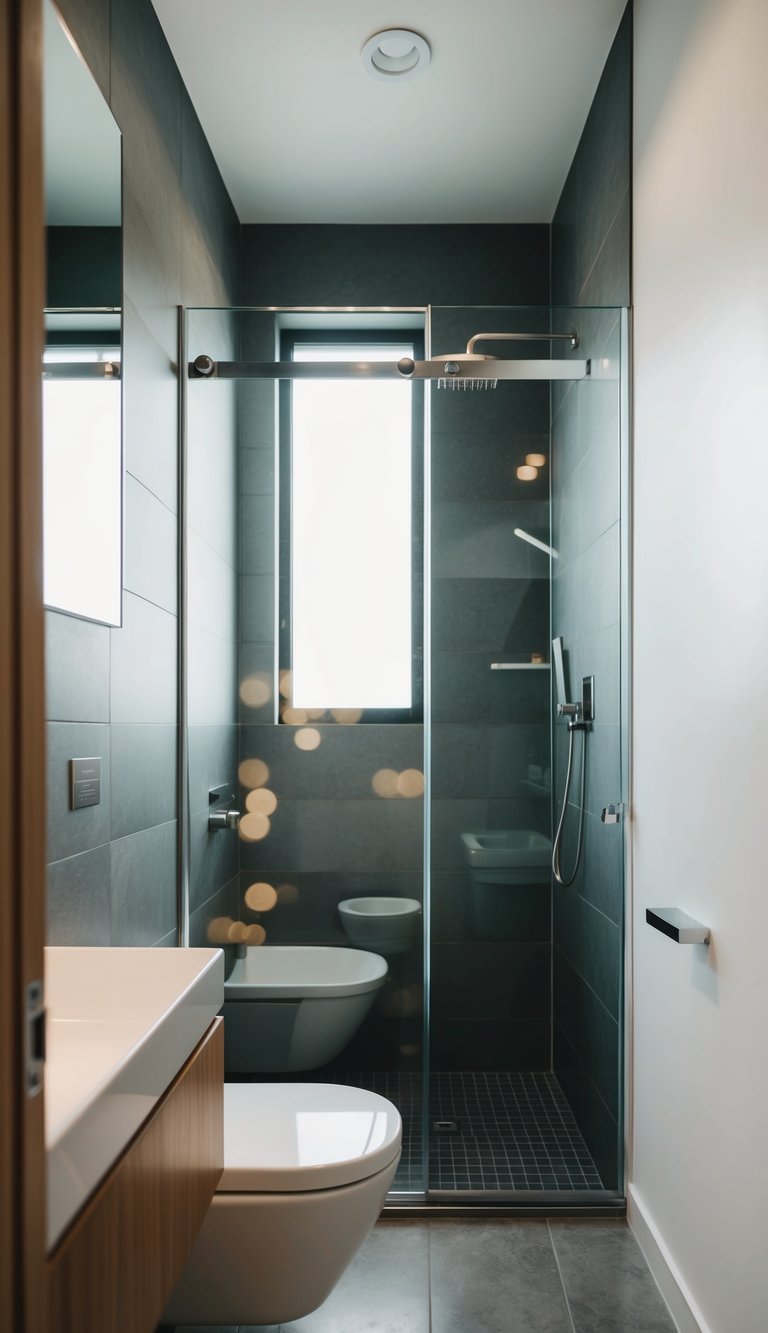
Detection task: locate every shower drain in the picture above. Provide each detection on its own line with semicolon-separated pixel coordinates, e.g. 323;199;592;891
432;1119;461;1135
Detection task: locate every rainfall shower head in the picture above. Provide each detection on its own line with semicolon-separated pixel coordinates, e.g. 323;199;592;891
435;354;498;391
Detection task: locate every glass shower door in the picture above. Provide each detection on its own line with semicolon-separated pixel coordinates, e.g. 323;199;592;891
425;304;627;1201
183;306;429;1199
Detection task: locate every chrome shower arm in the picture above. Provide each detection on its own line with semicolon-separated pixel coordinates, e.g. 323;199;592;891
466;331;579;353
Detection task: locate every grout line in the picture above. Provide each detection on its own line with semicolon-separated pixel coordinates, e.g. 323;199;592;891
547;1218;578;1333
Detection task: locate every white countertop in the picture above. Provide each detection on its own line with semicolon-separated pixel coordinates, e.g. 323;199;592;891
45;946;224;1251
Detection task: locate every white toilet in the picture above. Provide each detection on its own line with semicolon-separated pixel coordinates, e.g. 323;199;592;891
163;1081;402;1327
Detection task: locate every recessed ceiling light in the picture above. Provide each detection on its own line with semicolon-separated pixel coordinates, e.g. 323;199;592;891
362;29;431;82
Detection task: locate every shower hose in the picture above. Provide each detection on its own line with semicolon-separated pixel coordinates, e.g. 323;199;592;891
552;721;587;888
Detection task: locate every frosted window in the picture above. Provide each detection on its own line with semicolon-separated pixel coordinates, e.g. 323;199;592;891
290;344;413;710
43;349;122;625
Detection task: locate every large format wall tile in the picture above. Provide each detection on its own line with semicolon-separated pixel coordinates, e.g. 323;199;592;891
180;91;239;306
551;8;631;308
553;884;621;1020
188;623;238;728
239;723;423;801
432;652;550;724
47;845;112;946
123;474;178;615
431;941;550;1023
110;820;177;945
110;592;177;726
240;225;549;308
239;798;423;875
121;297;178;510
188;875;239;949
110;724;177;839
432;578;549;654
430;1018;551;1072
187;361;238;564
554;948;620;1121
45;611;110;724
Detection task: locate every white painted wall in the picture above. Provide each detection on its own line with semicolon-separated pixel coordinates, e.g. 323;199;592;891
632;2;768;1330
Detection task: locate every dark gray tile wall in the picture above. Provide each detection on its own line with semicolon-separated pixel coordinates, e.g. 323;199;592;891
551;6;632;308
239;225;549;308
46;0;238;946
549;4;631;1186
429;307;551;1071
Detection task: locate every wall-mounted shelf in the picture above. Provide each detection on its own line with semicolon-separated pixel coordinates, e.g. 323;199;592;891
646;908;710;945
490;663;551;671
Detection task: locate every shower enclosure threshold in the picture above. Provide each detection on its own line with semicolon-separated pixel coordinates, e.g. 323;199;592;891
384;1193;627;1218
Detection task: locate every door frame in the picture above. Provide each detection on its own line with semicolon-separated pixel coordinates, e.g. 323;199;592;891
0;0;47;1327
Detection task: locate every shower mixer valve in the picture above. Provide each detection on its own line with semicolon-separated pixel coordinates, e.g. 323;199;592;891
557;676;594;731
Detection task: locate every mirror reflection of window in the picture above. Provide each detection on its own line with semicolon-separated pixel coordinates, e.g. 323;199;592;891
43;347;121;626
43;0;123;625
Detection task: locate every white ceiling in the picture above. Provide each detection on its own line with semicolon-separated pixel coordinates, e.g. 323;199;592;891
152;0;626;225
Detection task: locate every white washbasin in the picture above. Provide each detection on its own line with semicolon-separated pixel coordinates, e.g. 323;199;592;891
460;830;551;869
45;945;224;1250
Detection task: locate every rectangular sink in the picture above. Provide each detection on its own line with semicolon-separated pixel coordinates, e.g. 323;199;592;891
460;829;551;869
45;945;223;1251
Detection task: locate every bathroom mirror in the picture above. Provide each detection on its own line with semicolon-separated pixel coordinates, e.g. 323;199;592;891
43;0;123;626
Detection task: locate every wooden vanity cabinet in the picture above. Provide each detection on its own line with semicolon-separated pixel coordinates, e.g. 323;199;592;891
47;1016;224;1333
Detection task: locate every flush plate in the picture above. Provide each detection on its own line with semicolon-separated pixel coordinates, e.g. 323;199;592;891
70;756;101;809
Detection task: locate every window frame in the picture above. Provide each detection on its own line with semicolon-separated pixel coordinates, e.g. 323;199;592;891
278;327;424;724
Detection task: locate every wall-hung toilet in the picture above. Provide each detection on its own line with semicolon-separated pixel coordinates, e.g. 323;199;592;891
163;1081;401;1327
223;945;389;1072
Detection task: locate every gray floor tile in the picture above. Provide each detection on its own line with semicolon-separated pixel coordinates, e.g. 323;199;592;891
286;1221;429;1333
430;1220;573;1333
548;1220;676;1333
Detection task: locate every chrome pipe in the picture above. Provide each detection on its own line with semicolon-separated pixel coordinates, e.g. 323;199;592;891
466;331;579;352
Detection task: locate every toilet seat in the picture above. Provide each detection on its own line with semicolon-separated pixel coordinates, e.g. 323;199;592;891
220;1082;402;1192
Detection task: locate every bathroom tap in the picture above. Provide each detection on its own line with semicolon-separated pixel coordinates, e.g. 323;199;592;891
208;784;241;831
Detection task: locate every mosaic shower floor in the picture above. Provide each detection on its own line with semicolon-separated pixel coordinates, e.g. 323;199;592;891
336;1070;604;1193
